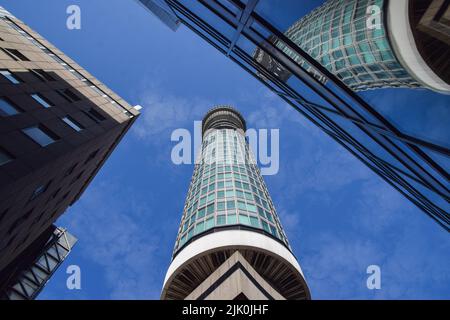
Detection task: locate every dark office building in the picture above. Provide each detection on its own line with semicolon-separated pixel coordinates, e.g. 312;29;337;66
0;7;140;298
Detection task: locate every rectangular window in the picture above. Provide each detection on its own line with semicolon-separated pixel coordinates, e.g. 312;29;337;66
31;93;53;108
217;215;226;225
62;116;84;132
0;147;14;166
30;69;55;82
250;216;259;228
87;108;106;123
22;125;60;146
239;214;250;226
205;217;214;230
1;48;30;61
194;221;204;235
0;97;22;116
0;69;21;84
217;201;225;211
261;220;270;233
227;214;237;224
206;203;214;215
197;207;205;219
57;88;81;103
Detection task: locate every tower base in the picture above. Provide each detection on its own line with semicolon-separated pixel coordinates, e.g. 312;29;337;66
186;251;285;300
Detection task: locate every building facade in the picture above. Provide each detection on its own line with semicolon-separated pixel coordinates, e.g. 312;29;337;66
0;7;140;298
256;0;449;93
162;107;310;300
136;0;450;231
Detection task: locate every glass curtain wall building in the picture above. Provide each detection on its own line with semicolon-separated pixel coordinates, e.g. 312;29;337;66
136;0;450;231
162;107;310;300
175;106;288;252
263;0;422;91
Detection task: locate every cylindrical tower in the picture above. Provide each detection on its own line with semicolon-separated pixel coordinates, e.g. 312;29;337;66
161;106;310;300
255;0;450;93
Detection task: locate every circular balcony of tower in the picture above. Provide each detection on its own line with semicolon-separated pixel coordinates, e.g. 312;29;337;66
202;106;247;137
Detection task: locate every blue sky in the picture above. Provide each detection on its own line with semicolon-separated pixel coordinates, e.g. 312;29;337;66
2;0;449;299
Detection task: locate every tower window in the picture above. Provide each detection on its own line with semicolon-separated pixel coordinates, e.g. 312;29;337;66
22;125;60;146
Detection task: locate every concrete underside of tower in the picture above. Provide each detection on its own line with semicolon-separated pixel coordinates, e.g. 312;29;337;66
185;251;285;300
161;230;311;300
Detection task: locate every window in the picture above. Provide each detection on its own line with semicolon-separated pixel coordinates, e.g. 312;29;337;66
89;108;106;121
0;69;21;84
250;216;259;228
22;125;60;146
62;116;84;132
56;88;81;103
0;147;14;166
31;93;53;108
1;48;30;61
0;97;22;116
83;108;106;123
30;181;51;200
206;203;214;215
30;69;55;82
217;215;226;225
239;214;250;225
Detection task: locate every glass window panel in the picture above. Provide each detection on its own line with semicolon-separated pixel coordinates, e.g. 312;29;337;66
205;217;214;230
0;98;21;116
62;116;84;132
0;70;21;84
22;126;59;147
217;215;226;225
227;213;237;224
31;93;53;108
250;216;259;228
239;214;250;226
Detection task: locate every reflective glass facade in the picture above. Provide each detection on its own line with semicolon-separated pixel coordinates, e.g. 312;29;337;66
277;0;421;91
174;125;289;253
138;0;449;231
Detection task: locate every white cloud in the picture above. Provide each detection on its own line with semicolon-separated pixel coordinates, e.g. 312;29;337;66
61;181;169;299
